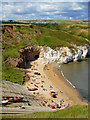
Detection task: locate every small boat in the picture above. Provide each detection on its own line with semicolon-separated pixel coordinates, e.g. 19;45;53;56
1;100;8;105
28;88;38;91
36;82;40;84
8;96;24;102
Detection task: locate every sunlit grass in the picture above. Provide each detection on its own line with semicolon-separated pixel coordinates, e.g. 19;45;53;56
2;105;88;118
2;21;89;84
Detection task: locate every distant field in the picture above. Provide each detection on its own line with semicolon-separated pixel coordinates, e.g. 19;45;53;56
1;19;89;24
2;20;89;84
2;105;88;118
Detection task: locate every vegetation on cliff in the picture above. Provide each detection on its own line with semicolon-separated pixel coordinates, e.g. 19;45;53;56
2;20;89;84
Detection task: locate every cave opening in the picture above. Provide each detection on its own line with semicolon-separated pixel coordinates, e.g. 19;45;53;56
35;55;39;60
18;46;40;68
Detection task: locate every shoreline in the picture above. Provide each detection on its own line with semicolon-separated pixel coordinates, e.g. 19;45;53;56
58;61;89;104
25;59;85;110
60;69;88;104
60;70;76;88
44;62;84;105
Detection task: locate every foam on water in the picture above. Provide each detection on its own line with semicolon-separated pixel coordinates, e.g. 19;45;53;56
59;59;89;99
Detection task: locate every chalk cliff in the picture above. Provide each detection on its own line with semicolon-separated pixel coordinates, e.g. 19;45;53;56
17;45;90;67
40;45;90;64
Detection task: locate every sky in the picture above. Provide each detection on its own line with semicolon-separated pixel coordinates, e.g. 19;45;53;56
0;1;89;20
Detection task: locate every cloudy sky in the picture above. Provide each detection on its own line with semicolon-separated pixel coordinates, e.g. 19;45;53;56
1;1;89;20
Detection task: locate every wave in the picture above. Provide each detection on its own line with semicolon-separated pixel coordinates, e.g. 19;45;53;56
60;70;76;88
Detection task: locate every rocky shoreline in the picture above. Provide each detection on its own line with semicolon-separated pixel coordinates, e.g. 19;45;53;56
6;45;90;69
17;45;90;68
41;45;90;64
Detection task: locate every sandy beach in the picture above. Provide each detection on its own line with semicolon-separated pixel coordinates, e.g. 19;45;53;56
25;58;84;109
44;63;84;105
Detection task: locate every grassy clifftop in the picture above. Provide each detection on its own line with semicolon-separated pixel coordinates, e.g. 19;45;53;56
2;21;89;84
2;21;89;50
2;105;88;118
2;21;89;57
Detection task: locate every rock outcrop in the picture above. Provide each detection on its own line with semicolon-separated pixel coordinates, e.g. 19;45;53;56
6;57;23;67
18;45;40;68
40;45;90;64
17;45;90;68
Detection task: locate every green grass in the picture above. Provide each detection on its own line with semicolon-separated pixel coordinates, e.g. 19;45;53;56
37;27;88;47
2;62;24;84
2;47;20;61
2;105;88;118
1;21;89;119
2;21;89;84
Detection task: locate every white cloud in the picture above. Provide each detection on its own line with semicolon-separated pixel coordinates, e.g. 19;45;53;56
45;12;51;15
72;3;82;10
54;11;67;14
70;17;72;19
25;16;28;19
37;4;56;12
64;16;67;19
2;0;89;2
27;3;32;8
73;7;82;10
17;8;22;12
3;4;14;13
46;17;51;20
2;14;6;19
1;2;88;20
54;11;60;14
31;13;35;16
2;3;26;15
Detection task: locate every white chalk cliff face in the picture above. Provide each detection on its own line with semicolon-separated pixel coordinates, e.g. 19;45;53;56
39;46;90;64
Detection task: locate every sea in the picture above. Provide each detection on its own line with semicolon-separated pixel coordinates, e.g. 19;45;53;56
59;58;90;102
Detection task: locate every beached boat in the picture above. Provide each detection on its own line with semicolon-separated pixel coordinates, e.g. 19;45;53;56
1;100;8;105
8;96;24;102
28;88;38;91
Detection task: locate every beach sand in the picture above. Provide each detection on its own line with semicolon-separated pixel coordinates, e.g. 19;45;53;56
24;58;84;109
44;63;83;105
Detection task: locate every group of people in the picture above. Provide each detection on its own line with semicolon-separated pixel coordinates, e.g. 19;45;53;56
26;61;70;110
40;99;69;109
